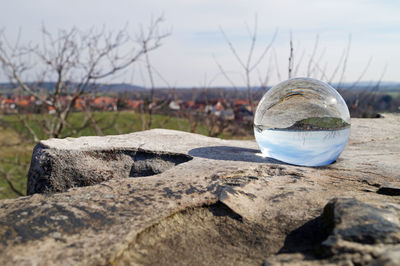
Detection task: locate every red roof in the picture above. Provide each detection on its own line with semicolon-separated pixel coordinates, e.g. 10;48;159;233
234;100;249;106
93;97;116;105
127;100;143;109
74;98;86;109
187;100;195;108
15;99;30;107
4;99;15;104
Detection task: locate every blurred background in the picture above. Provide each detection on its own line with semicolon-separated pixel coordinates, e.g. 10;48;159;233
0;0;399;198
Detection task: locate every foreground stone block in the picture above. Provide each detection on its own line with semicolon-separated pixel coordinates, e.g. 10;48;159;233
27;142;192;194
1;114;400;265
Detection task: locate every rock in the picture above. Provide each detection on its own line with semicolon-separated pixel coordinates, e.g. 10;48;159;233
1;114;400;265
317;198;400;264
260;198;400;266
321;198;400;247
27;141;192;194
370;246;400;266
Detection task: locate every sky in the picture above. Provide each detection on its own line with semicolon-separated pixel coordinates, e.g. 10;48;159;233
255;127;350;166
1;0;399;87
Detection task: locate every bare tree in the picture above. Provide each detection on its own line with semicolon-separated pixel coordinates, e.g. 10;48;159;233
288;31;294;79
0;18;169;197
290;33;387;117
215;15;277;113
0;17;169;139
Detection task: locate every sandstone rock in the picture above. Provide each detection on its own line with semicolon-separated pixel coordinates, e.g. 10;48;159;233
317;198;400;264
322;198;400;246
263;198;400;266
370;246;400;266
0;114;400;265
27;141;192;194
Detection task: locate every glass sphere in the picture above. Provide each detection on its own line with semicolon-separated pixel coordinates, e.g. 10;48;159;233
254;77;350;166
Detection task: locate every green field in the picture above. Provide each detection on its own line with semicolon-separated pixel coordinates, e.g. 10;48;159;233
0;125;33;199
0;111;247;199
1;111;210;139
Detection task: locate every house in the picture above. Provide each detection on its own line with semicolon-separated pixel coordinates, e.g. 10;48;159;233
48;106;56;114
126;100;144;110
74;97;87;111
91;97;117;111
168;101;180;111
1;98;17;113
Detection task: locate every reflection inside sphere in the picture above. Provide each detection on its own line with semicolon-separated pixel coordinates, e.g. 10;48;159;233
254;77;350;166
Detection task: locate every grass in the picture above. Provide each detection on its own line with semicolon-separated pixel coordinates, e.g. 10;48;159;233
1;111;208;139
0;111;245;199
0;125;33;199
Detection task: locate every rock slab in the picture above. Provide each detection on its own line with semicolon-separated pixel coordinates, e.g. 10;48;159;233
1;114;400;265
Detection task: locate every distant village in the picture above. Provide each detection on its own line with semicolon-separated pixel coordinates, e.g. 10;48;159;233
0;94;256;122
1;82;399;120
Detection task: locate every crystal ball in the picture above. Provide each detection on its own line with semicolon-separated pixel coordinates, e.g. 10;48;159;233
254;77;350;166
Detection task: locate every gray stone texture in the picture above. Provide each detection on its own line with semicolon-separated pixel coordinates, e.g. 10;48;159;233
1;114;400;265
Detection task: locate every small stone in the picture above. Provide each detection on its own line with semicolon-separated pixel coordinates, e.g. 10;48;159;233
321;198;400;246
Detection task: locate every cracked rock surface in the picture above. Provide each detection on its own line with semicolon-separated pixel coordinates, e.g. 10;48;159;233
1;114;400;265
